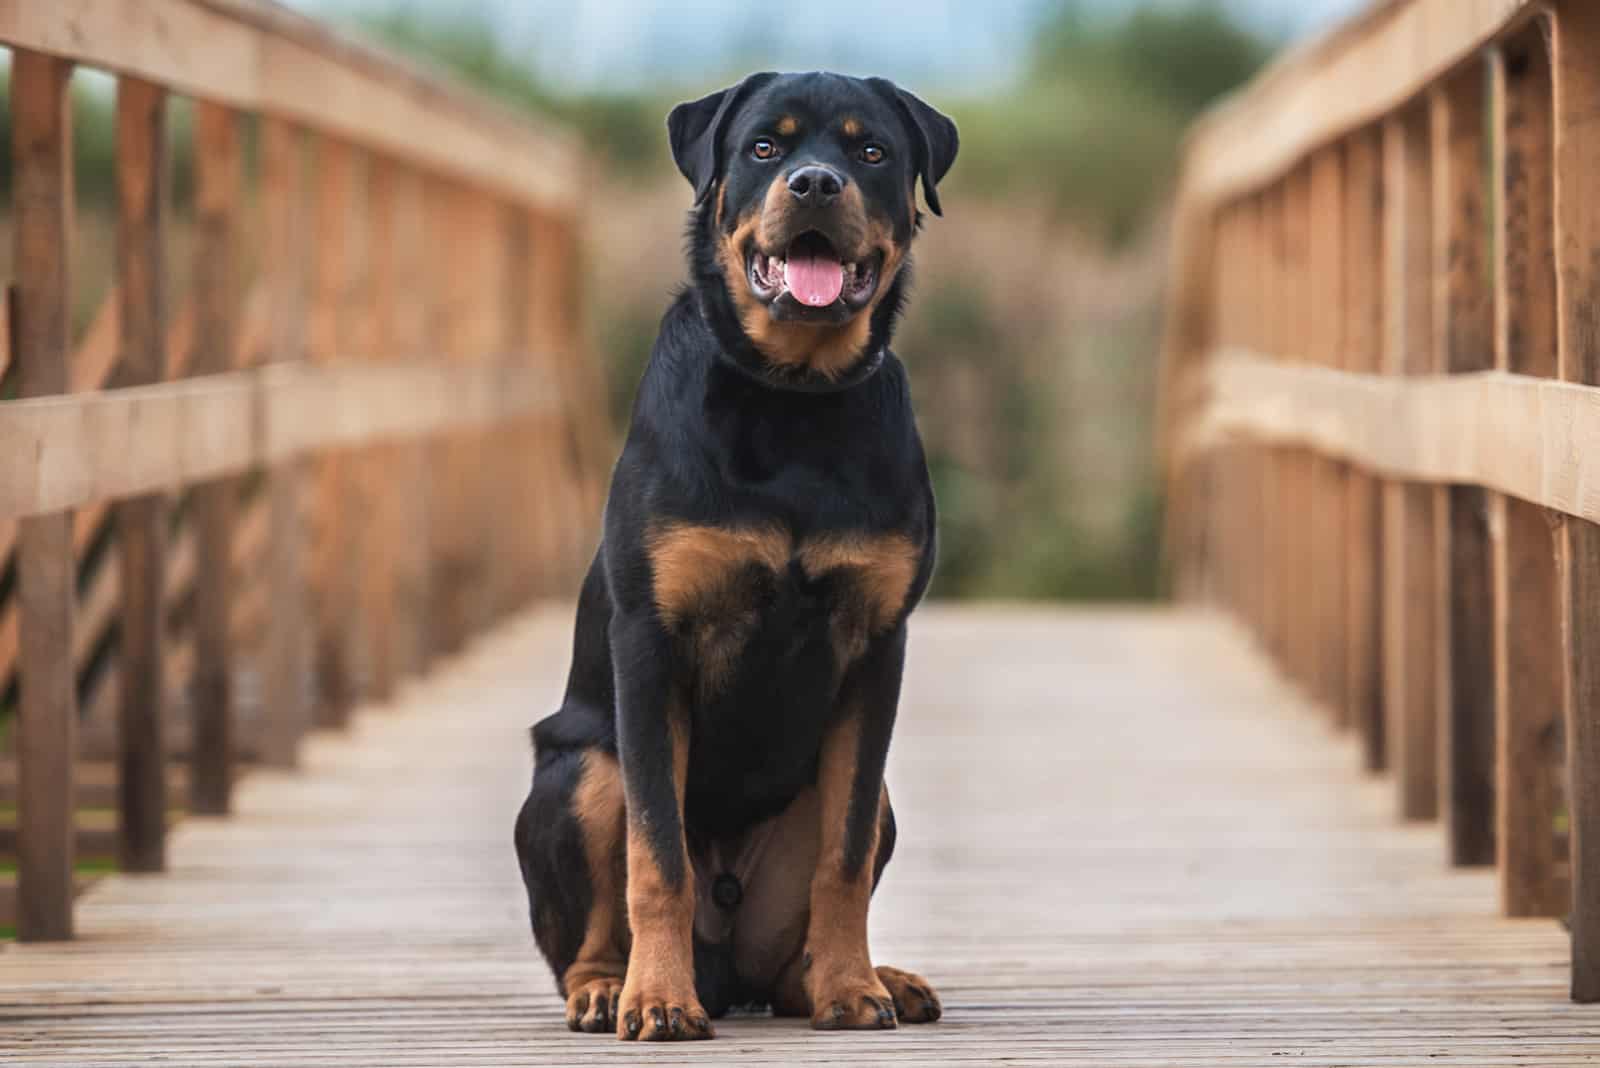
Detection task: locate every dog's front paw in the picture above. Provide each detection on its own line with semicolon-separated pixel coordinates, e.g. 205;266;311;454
808;968;898;1031
616;975;713;1041
565;976;625;1034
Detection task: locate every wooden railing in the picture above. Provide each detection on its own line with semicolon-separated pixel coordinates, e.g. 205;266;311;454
0;1;609;940
1162;0;1598;1004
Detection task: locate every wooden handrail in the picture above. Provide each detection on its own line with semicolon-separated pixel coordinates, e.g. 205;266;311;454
0;0;583;211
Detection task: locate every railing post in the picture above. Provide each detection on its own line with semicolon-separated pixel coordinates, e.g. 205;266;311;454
1551;0;1600;1003
1309;148;1348;722
187;101;244;815
1382;106;1439;822
1430;67;1496;868
257;118;313;768
114;75;171;870
311;136;357;724
1342;127;1386;773
1490;24;1568;918
11;49;77;942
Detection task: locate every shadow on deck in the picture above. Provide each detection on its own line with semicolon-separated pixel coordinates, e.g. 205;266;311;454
1;606;1590;1065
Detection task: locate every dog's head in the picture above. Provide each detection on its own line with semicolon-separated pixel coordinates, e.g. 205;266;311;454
670;72;958;389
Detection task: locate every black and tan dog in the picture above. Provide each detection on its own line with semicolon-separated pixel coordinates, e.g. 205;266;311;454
514;71;957;1042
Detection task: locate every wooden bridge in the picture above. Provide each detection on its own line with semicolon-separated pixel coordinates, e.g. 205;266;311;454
1;0;1597;1064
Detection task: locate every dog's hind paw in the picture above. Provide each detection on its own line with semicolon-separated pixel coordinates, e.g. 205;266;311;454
876;965;942;1024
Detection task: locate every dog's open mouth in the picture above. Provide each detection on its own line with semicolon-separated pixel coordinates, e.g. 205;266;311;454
746;231;882;320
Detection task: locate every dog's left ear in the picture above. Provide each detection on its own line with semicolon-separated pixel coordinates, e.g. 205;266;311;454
668;72;779;205
869;79;959;217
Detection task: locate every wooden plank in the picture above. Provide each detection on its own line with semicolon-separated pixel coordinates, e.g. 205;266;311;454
1342;127;1386;774
113;74;170;874
0;762;188;808
1184;0;1537;208
0;0;582;212
1552;0;1600;1003
361;156;400;703
255;116;311;770
186;102;244;816
0;608;1593;1063
10;48;77;942
1431;67;1496;868
1382;107;1438;823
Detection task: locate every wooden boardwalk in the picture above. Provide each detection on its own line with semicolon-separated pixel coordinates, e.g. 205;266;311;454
1;606;1593;1066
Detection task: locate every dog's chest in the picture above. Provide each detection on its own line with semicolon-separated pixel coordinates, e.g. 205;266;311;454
647;522;917;687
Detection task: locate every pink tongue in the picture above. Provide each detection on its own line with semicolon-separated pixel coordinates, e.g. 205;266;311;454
785;249;844;307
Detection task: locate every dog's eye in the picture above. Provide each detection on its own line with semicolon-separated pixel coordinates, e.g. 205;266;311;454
860;143;886;164
752;139;779;161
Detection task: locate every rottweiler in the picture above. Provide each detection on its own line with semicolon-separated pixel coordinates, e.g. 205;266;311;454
514;71;958;1042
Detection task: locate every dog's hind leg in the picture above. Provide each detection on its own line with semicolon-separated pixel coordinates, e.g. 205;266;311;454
515;747;629;1033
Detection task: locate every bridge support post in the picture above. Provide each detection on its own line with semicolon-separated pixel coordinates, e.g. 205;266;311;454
11;49;77;942
1553;0;1600;1005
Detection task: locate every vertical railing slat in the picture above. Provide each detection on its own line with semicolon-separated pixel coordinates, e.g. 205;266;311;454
11;48;77;942
1343;127;1387;774
113;75;171;870
1430;67;1497;867
1382;106;1439;822
188;101;244;815
1551;2;1600;1000
256;118;313;769
1491;25;1568;918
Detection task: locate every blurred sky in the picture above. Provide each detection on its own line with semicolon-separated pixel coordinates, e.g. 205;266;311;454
299;0;1369;92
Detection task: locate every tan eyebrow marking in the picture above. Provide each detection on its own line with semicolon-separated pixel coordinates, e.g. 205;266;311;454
841;117;862;138
776;115;799;136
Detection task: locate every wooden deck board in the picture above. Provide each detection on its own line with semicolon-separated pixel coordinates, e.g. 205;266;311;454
1;606;1593;1065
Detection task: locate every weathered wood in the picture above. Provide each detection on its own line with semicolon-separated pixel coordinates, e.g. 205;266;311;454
0;608;1593;1063
361;156;400;703
1490;25;1568;920
1185;0;1538;207
113;75;171;872
1552;0;1600;1003
187;101;244;816
1308;149;1347;722
256;122;312;769
310;135;355;729
1342;127;1386;774
0;0;581;213
1382;107;1438;823
1431;68;1496;869
10;49;76;943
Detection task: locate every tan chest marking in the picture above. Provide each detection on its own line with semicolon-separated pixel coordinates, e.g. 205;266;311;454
647;524;921;679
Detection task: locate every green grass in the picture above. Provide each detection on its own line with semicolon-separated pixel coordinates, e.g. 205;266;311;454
0;857;120;875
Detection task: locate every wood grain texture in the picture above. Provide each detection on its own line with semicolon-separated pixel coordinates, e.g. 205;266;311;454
256;116;312;770
113;75;171;873
1342;128;1386;774
1431;69;1497;870
1383;108;1439;824
188;101;244;816
1552;0;1600;1004
1184;0;1536;206
10;48;76;943
1491;25;1568;920
0;607;1592;1063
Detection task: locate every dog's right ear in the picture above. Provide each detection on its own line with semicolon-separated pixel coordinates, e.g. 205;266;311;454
668;72;779;206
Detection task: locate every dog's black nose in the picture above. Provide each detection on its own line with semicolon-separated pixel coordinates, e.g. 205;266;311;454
787;165;843;207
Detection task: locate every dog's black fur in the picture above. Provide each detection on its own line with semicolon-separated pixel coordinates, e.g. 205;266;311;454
515;71;957;1042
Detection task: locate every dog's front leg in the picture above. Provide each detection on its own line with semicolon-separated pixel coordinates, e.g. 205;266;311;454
804;625;906;1030
611;613;711;1041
